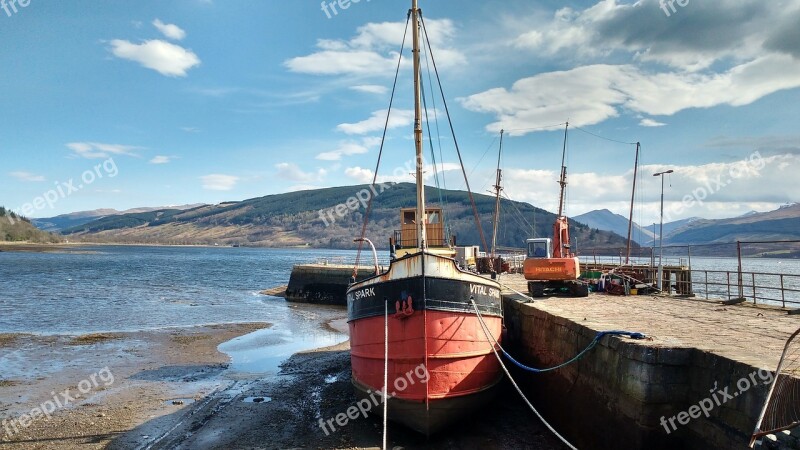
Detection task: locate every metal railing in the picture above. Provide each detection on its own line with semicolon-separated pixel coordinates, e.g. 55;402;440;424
674;270;800;308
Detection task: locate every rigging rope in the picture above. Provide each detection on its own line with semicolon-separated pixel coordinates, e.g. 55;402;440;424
353;12;410;276
423;47;450;235
573;125;638;146
419;12;489;253
420;70;449;236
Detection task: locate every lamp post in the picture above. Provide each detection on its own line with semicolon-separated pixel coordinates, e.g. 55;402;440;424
653;169;674;291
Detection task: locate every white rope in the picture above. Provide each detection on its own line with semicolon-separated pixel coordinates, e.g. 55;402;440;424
470;298;578;450
383;298;388;450
496;279;535;302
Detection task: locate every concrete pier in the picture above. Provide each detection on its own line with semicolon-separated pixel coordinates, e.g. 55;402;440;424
284;264;377;305
496;273;798;449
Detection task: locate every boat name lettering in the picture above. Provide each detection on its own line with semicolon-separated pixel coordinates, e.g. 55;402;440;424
470;284;500;298
354;287;375;300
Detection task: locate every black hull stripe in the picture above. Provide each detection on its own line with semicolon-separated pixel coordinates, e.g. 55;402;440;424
347;276;502;322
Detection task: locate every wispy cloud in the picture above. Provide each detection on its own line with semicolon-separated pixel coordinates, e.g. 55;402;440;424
149;155;173;164
640;118;666;127
285;19;464;76
275;163;326;183
337;109;413;135
200;174;239;191
9;171;45;182
67;142;141;159
316;137;381;161
152;19;186;41
349;85;388;95
110;39;200;77
344;162;460;184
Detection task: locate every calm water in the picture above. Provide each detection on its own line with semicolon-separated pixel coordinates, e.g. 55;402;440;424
1;247;797;337
0;246;363;334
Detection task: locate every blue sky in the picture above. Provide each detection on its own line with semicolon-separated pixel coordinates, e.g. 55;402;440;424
2;0;799;225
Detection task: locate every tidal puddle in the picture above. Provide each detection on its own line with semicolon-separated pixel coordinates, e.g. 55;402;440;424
218;305;347;375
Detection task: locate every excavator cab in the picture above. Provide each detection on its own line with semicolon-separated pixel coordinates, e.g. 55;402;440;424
526;238;551;259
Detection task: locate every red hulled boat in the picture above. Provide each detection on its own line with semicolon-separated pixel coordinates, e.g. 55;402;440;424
346;0;503;435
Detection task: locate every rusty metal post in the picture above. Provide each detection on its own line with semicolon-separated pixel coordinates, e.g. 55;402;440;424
737;241;744;299
727;272;732;300
781;274;786;308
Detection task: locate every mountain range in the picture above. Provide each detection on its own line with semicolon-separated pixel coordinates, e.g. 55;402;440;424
574;204;800;248
573;209;699;246
55;183;631;251
31;204;205;232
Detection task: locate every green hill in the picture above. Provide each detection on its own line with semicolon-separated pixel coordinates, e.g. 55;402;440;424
61;183;632;251
0;207;62;243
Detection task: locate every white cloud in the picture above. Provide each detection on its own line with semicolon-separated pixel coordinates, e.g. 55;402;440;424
344;166;375;184
275;163;326;183
511;1;795;70
152;19;186;41
500;152;800;224
67;142;140;159
337;109;414;135
316;137;381;161
110;39;200;77
344;162;461;184
639;118;666;127
9;171;45;182
285;19;465;76
200;174;239;191
349;85;388;95
464;1;800;134
461;57;800;135
149;156;172;164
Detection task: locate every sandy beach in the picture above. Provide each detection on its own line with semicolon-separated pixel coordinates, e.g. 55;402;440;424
1;307;564;449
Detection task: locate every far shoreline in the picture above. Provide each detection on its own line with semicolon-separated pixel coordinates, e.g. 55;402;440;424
0;241;343;253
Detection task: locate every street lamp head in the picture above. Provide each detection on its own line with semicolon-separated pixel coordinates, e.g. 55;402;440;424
653;169;675;177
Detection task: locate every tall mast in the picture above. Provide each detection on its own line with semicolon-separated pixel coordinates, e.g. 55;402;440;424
411;0;427;250
557;122;569;218
491;130;504;258
625;142;641;264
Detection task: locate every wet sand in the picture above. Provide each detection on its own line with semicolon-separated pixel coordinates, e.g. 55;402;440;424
0;323;268;449
1;311;565;449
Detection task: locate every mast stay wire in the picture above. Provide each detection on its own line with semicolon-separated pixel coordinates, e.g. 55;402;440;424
420;11;489;253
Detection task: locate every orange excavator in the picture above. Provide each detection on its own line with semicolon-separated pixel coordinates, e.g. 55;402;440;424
523;122;589;298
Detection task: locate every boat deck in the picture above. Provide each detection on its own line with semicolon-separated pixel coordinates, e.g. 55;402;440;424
495;272;797;369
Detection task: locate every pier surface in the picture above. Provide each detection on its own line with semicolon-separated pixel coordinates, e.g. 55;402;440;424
497;273;797;370
496;273;798;449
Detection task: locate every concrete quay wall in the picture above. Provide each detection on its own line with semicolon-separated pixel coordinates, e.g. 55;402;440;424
502;296;776;450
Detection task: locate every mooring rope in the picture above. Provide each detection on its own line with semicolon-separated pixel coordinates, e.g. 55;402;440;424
503;329;646;374
469;298;578;450
470;297;648;447
495;279;535;302
383;297;389;450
